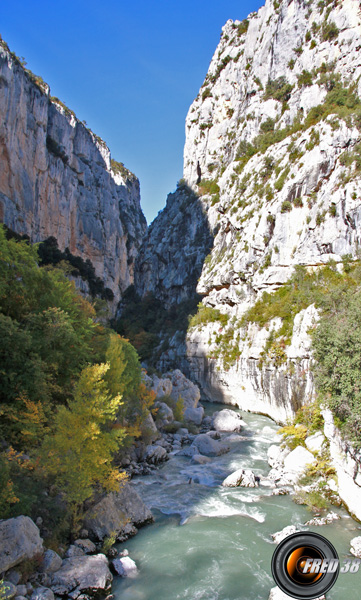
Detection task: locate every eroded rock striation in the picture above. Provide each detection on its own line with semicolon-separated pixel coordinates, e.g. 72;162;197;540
0;41;146;306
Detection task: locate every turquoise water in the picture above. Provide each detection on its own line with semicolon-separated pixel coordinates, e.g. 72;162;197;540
113;405;361;600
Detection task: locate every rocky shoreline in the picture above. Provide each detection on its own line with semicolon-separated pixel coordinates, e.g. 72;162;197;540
1;369;360;600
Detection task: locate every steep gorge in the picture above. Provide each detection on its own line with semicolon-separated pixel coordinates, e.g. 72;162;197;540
134;0;361;422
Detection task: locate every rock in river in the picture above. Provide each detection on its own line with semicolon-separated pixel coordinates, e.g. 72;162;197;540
191;433;230;457
222;468;258;488
83;483;153;542
212;409;246;433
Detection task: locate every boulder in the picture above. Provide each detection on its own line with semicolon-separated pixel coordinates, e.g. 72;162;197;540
305;432;325;454
51;555;112;598
272;525;299;545
140;411;159;443
191;434;230;457
350;536;361;558
222;468;258;488
283;446;316;479
0;516;43;573
305;512;341;526
169;370;200;409
15;586;27;597
148;375;172;399
269;587;325;600
155;402;174;424
267;445;289;469
39;549;62;574
0;582;17;600
74;539;97;555
111;556;138;578
65;545;85;558
30;588;54;600
191;454;212;465
212;409;245;433
5;573;21;586
83;483;153;541
144;445;168;464
184;406;204;426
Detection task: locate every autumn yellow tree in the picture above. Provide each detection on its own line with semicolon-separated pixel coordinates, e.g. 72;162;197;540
41;363;127;528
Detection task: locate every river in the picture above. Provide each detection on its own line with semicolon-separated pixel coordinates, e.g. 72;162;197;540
113;403;361;600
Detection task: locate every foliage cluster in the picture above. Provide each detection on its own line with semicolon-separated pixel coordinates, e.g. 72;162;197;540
35;234;114;301
0;226;153;538
115;286;201;363
110;159;136;182
188;303;229;329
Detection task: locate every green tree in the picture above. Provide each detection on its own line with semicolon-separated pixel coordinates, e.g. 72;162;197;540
104;332;142;419
41;363;127;529
313;290;361;445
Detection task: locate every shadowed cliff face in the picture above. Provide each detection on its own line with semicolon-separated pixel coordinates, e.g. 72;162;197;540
0;43;146;306
135;184;214;309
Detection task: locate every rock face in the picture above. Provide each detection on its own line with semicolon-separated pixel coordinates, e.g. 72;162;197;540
134;0;361;422
323;408;361;521
0;41;146;306
83;483;153;541
0;516;43;573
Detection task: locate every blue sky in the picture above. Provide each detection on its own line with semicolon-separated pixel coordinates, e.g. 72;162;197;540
2;0;264;223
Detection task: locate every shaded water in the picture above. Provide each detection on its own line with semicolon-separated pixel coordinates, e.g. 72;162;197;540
113;404;361;600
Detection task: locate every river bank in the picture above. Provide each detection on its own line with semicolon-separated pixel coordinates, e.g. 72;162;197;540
112;403;361;600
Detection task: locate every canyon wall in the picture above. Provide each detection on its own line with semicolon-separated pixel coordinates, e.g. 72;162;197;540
0;40;146;305
135;0;361;421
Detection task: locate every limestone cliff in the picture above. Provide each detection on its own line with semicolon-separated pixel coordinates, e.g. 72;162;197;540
0;39;146;306
135;0;361;421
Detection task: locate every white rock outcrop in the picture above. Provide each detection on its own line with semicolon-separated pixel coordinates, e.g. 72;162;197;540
271;525;299;545
350;536;361;558
222;468;258;488
212;409;245;432
283;446;316;480
112;556;138;578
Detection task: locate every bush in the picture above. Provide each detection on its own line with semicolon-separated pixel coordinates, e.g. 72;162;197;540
189;304;229;329
281;201;293;213
297;70;313;88
313;288;361;447
202;87;212;101
237;19;249;36
264;77;293;103
260;117;276;133
322;21;339;41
